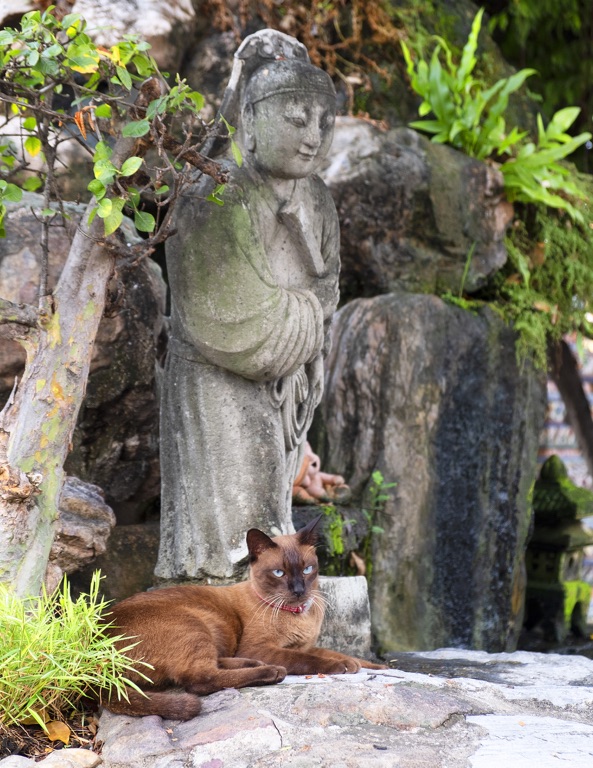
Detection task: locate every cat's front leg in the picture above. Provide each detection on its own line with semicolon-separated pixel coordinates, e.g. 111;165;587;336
241;644;361;675
218;657;268;669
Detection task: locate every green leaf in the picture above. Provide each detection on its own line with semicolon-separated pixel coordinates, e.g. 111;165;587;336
93;141;112;161
134;210;156;232
120;156;143;176
153;184;169;196
23;117;37;131
87;179;106;200
24;136;42;157
66;42;99;73
103;209;124;236
207;184;225;206
146;96;167;120
22;176;42;192
457;7;483;86
231;139;242;168
1;183;22;203
550;106;580;133
186;91;205;112
122;120;150;138
38;56;60;76
94;104;112;119
96;198;112;218
93;158;116;183
62;12;83;29
43;43;63;58
116;65;132;90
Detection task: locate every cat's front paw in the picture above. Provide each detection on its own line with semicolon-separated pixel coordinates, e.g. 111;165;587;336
259;664;287;683
320;656;361;675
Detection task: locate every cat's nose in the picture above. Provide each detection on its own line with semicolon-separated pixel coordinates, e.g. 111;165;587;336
292;582;305;598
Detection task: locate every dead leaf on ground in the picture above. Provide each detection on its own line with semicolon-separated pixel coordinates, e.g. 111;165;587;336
46;720;71;745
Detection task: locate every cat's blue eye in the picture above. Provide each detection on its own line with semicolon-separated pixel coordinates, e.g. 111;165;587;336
303;565;314;575
272;569;284;577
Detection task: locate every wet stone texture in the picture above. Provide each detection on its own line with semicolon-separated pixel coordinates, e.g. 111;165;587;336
318;293;547;653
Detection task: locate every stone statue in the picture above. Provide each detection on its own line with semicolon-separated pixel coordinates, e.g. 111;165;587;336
155;30;340;583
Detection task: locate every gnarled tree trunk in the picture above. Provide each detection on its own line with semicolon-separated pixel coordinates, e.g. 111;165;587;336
0;139;135;597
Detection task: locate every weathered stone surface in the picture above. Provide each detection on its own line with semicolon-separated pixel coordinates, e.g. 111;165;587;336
45;476;116;589
70;521;159;602
87;650;593;768
69;0;196;71
0;758;33;768
8;650;593;767
0;1;35;27
318;293;546;652
317;575;372;657
157;32;341;583
320;119;513;299
182;32;237;122
40;748;102;767
0;750;102;768
0;194;166;523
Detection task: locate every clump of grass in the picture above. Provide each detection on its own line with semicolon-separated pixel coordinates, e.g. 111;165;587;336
0;571;149;732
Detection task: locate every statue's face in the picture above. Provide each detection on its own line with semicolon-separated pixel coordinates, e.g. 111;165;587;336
245;92;335;179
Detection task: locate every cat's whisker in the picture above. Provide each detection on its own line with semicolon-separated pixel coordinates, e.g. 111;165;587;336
311;589;333;610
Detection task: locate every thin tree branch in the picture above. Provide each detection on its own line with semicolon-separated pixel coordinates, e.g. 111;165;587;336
0;298;38;327
160;135;229;185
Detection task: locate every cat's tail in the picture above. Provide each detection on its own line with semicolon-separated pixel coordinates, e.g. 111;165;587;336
105;688;202;720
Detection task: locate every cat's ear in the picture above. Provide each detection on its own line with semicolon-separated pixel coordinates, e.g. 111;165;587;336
297;515;322;547
246;528;278;561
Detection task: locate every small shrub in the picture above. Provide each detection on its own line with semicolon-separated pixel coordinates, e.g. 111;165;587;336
401;8;591;221
0;572;148;732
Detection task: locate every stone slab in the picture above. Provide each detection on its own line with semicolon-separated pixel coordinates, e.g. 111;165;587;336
317;575;372;657
6;650;593;767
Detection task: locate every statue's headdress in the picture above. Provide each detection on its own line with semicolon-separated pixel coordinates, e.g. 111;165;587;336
203;30;335;158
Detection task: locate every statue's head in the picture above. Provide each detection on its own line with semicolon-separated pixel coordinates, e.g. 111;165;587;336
241;59;337;180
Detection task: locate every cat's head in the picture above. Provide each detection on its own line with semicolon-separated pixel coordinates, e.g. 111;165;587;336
246;516;321;609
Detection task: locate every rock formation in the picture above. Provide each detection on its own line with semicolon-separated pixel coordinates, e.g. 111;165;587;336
318;293;546;652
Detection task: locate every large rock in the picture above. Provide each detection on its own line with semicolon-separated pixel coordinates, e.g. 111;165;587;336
318;293;546;652
45;476;116;592
0;194;166;522
320;119;513;300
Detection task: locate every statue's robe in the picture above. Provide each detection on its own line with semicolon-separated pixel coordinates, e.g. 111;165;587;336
155;163;340;581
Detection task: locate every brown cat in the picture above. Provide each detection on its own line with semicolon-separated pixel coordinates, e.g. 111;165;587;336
104;516;384;719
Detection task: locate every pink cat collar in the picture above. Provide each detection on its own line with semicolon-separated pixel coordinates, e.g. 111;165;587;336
252;586;311;614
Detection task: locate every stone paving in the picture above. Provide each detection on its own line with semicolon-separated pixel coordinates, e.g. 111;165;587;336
4;648;593;767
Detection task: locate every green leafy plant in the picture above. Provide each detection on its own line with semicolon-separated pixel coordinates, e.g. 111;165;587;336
401;8;591;221
360;470;396;580
0;7;230;241
401;9;534;160
0;572;148;732
321;504;353;560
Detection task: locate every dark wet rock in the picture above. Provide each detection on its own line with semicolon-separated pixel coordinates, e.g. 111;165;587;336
318;293;546;653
